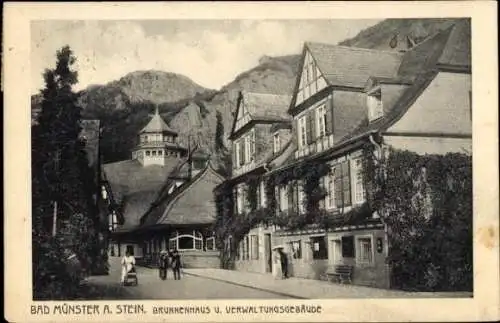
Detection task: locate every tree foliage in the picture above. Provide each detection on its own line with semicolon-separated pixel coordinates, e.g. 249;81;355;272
32;45;101;299
364;146;473;291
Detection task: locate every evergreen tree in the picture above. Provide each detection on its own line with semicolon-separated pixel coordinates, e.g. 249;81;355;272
215;111;225;153
32;46;98;299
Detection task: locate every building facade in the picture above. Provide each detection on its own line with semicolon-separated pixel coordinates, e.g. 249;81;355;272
228;91;294;274
102;107;224;268
218;20;471;288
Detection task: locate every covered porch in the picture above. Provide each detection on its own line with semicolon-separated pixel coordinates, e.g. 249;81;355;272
111;224;219;269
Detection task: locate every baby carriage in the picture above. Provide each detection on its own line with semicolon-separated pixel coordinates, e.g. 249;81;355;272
123;265;138;286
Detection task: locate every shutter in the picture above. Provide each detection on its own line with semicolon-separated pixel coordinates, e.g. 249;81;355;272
319;177;325;209
306;112;313;145
232;143;237;166
239;140;244;165
287;183;294;212
256;183;261;208
334;167;343;208
325;95;333;134
310;109;317;141
250;131;255;160
343;161;352;206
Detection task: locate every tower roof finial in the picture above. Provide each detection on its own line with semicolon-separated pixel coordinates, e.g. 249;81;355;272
155;104;159;116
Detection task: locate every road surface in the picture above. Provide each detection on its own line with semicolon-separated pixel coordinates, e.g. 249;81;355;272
85;261;291;300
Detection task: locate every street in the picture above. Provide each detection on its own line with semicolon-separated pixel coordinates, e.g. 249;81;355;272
85;259;292;300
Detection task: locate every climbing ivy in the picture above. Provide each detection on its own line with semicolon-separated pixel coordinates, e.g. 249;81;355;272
363;146;473;291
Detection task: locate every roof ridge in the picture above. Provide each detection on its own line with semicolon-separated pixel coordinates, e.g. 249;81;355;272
306;41;404;56
242;91;292;98
404;23;455;53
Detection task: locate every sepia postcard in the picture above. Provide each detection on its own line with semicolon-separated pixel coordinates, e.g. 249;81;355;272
3;1;499;322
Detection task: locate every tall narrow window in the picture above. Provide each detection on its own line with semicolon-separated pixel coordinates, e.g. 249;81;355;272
316;105;327;138
334;161;351;208
356;236;373;265
235;142;240;167
325;168;336;209
353;158;365;204
298;116;307;148
273;133;281;153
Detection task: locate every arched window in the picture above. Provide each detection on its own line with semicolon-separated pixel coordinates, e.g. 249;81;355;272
169;231;204;251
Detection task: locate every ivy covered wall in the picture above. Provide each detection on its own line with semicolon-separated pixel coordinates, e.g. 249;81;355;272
364;146;473;291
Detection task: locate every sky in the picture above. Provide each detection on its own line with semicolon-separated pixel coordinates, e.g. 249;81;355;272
31;19;382;94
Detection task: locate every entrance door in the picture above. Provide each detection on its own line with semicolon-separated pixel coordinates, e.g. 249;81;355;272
264;234;272;273
330;240;342;265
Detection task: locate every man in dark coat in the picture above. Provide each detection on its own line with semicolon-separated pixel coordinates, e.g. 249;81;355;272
158;250;169;280
278;248;289;279
171;249;182;280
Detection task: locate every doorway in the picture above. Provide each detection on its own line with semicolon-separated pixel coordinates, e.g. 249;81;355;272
330;239;342;265
264;234;272;273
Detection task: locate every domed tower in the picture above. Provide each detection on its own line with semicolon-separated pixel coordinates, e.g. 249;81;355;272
132;106;187;166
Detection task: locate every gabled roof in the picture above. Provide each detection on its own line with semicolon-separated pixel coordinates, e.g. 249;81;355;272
140;108;177;135
305;43;404;88
243;91;292;120
140;162;225;227
230;91;292;138
103;158;181;231
437;19;471;68
397;24;454;79
280;20;470;167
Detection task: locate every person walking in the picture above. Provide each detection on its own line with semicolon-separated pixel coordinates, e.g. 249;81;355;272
171;249;182;280
278;248;289;279
158;250;169;280
272;249;283;280
120;250;136;284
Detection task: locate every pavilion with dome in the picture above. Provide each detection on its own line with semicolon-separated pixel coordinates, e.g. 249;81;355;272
101;106;224;268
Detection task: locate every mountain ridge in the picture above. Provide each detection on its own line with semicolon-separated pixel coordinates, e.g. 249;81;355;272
32;18;467;173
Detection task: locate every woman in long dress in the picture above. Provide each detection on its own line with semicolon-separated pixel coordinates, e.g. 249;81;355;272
272;250;283;280
120;251;136;284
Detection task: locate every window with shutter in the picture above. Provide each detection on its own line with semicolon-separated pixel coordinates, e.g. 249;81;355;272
342;161;352;206
325;95;333;134
288;183;295;212
334;166;343;208
232;143;237;166
306;112;313;144
298;116;307;148
353;158;365;204
316;105;327;138
238;140;245;166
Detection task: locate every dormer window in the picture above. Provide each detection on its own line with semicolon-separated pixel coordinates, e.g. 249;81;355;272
273;132;281;153
367;91;383;122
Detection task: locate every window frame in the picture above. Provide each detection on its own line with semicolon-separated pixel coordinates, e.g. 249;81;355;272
250;235;259;260
273;132;281;153
355;235;375;266
298;115;307;149
289;240;302;260
310;235;328;260
353;158;366;204
316;105;327;138
324;166;336;210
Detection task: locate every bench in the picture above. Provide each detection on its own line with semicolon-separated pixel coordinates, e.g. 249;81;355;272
325;265;353;284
